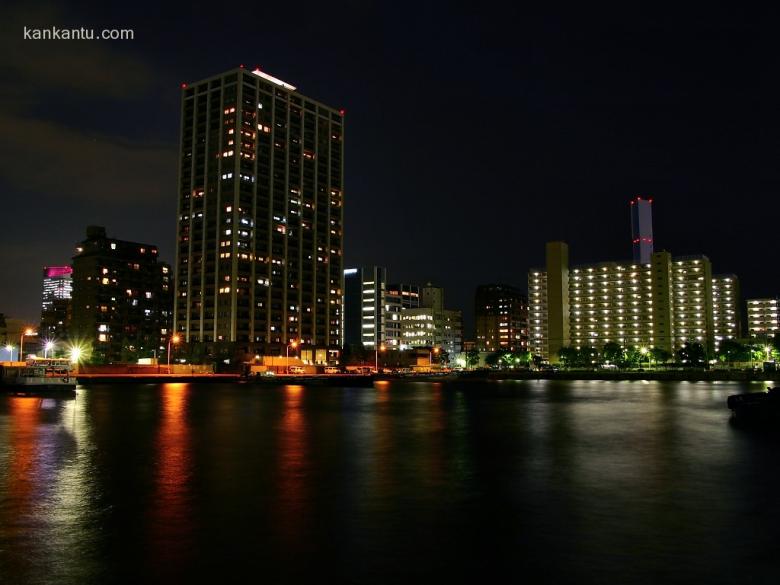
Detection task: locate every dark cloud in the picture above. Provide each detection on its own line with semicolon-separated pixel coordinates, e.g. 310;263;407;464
0;113;176;205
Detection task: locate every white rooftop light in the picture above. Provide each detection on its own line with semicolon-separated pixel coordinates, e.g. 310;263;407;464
252;68;297;91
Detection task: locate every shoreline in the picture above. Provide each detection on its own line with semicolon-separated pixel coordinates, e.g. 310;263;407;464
464;370;780;382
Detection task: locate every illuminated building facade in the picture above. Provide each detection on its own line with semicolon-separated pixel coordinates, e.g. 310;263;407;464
40;265;73;340
474;284;528;352
343;266;386;348
528;246;738;361
71;226;172;363
400;284;462;355
174;67;344;363
746;298;779;339
711;274;741;348
385;283;421;348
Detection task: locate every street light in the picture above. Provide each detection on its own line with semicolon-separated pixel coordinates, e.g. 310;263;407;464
4;344;13;362
167;334;181;373
44;340;55;359
375;343;386;372
286;340;298;374
69;345;82;364
20;328;34;362
429;346;440;369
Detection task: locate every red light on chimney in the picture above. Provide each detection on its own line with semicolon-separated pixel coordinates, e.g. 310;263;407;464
339;109;346;116
239;64;245;69
181;83;187;88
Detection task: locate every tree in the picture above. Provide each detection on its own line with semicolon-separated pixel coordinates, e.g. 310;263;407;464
650;347;672;365
465;349;480;369
578;346;599;368
601;342;624;365
620;348;643;369
676;342;707;368
558;346;579;368
717;339;748;366
513;350;532;367
485;350;505;368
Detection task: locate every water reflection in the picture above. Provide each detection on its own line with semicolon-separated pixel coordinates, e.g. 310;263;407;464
2;380;780;584
147;383;194;578
0;396;82;581
275;385;309;547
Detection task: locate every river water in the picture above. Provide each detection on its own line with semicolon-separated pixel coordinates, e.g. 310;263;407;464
1;380;778;584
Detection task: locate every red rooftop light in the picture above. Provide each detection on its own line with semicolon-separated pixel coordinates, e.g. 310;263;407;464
339;109;346;116
239;64;244;69
181;83;187;88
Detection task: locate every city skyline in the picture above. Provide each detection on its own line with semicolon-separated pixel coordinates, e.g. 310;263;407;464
3;3;780;336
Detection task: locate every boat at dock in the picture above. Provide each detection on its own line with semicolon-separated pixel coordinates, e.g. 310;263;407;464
0;358;77;396
727;387;780;421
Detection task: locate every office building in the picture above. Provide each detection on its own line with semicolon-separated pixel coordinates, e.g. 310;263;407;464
343;266;386;348
631;196;654;264
474;284;528;352
400;284;462;356
385;283;421;348
174;67;344;364
746;298;779;339
40;265;73;340
71;226;172;363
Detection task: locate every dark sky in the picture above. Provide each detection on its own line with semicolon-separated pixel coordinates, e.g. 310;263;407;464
2;2;779;336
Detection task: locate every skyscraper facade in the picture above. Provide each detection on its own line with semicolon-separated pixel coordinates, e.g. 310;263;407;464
40;265;73;340
474;284;529;352
631;196;654;264
174;67;344;364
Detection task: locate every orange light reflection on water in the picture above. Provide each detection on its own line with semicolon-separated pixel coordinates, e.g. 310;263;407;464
275;384;308;544
148;383;194;575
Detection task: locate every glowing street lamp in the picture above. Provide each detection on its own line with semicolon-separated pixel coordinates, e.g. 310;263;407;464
20;328;34;362
429;346;440;368
69;346;82;364
44;340;55;359
375;343;386;372
286;339;298;374
4;344;13;362
167;334;181;372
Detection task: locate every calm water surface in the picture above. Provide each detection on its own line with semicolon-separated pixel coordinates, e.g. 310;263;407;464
1;380;779;584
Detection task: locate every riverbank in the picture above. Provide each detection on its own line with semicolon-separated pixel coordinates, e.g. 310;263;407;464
464;369;780;382
75;373;241;384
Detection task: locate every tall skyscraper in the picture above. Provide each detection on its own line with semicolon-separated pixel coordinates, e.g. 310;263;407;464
474;284;529;352
71;226;172;363
40;265;73;340
174;67;344;364
631;196;654;264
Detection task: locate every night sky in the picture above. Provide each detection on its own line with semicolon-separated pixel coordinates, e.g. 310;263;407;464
2;2;779;336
